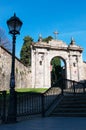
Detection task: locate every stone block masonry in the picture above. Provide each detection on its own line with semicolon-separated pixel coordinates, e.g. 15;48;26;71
0;46;32;90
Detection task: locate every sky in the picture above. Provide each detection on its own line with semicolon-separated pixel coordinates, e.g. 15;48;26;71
0;0;86;61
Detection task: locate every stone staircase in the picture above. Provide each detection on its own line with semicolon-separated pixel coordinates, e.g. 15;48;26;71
50;94;86;117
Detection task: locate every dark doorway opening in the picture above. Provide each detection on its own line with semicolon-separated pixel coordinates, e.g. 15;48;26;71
50;56;66;87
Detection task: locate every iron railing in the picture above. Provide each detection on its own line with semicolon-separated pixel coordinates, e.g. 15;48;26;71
62;79;86;94
0;79;86;123
17;92;42;118
42;87;62;116
0;91;7;123
0;89;62;123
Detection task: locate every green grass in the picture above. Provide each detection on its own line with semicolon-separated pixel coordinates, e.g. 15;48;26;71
15;88;48;93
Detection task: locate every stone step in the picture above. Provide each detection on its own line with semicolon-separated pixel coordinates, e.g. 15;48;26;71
54;107;86;112
59;100;86;105
56;104;86;108
62;95;86;99
63;96;86;99
50;94;86;117
51;112;86;117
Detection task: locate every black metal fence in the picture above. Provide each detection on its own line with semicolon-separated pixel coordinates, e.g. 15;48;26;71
62;79;86;94
0;91;43;123
0;79;86;124
0;88;62;123
17;92;42;117
0;91;8;123
42;87;61;112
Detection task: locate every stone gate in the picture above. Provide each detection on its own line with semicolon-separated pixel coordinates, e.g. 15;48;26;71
31;38;84;88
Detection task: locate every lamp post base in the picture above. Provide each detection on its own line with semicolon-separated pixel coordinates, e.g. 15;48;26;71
7;89;17;123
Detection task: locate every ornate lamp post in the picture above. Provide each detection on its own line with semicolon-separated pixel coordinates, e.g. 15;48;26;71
7;13;22;123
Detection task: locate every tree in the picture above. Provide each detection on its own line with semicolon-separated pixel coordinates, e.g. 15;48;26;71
42;36;53;43
0;27;11;51
20;36;33;66
20;35;53;67
51;57;61;87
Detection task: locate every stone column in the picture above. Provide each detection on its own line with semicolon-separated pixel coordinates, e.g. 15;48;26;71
69;55;73;80
31;49;36;88
66;57;71;80
76;55;79;81
77;54;84;81
44;52;50;88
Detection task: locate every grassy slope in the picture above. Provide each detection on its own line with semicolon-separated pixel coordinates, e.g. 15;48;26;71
15;88;48;93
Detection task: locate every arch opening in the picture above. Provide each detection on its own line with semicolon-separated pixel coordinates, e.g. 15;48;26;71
50;56;66;87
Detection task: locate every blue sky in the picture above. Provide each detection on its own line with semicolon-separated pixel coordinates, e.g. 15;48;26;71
0;0;86;60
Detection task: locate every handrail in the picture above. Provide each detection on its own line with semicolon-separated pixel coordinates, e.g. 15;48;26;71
42;84;62;116
61;78;86;94
41;78;86;116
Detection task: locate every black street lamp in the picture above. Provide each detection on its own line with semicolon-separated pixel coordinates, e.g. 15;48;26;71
7;13;22;123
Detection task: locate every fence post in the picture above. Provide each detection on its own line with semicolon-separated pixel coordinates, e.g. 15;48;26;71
41;94;45;117
73;81;76;94
61;78;64;95
83;83;85;93
2;91;6;123
7;90;17;123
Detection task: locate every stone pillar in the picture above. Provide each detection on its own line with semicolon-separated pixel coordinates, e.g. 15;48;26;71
77;54;84;81
31;48;36;88
43;52;50;88
34;51;39;87
69;55;73;80
66;57;71;80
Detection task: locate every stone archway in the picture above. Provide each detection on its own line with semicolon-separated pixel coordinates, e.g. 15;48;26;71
31;38;83;88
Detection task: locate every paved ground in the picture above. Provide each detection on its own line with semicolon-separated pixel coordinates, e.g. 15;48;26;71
0;117;86;130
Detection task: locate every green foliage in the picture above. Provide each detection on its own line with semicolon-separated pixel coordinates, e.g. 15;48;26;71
20;35;53;66
51;57;61;76
51;57;62;86
51;57;61;69
42;36;53;43
20;36;33;66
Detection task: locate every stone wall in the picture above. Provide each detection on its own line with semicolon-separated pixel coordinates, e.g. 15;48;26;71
0;46;32;90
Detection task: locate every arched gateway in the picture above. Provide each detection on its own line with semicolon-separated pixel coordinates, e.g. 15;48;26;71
31;38;84;88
